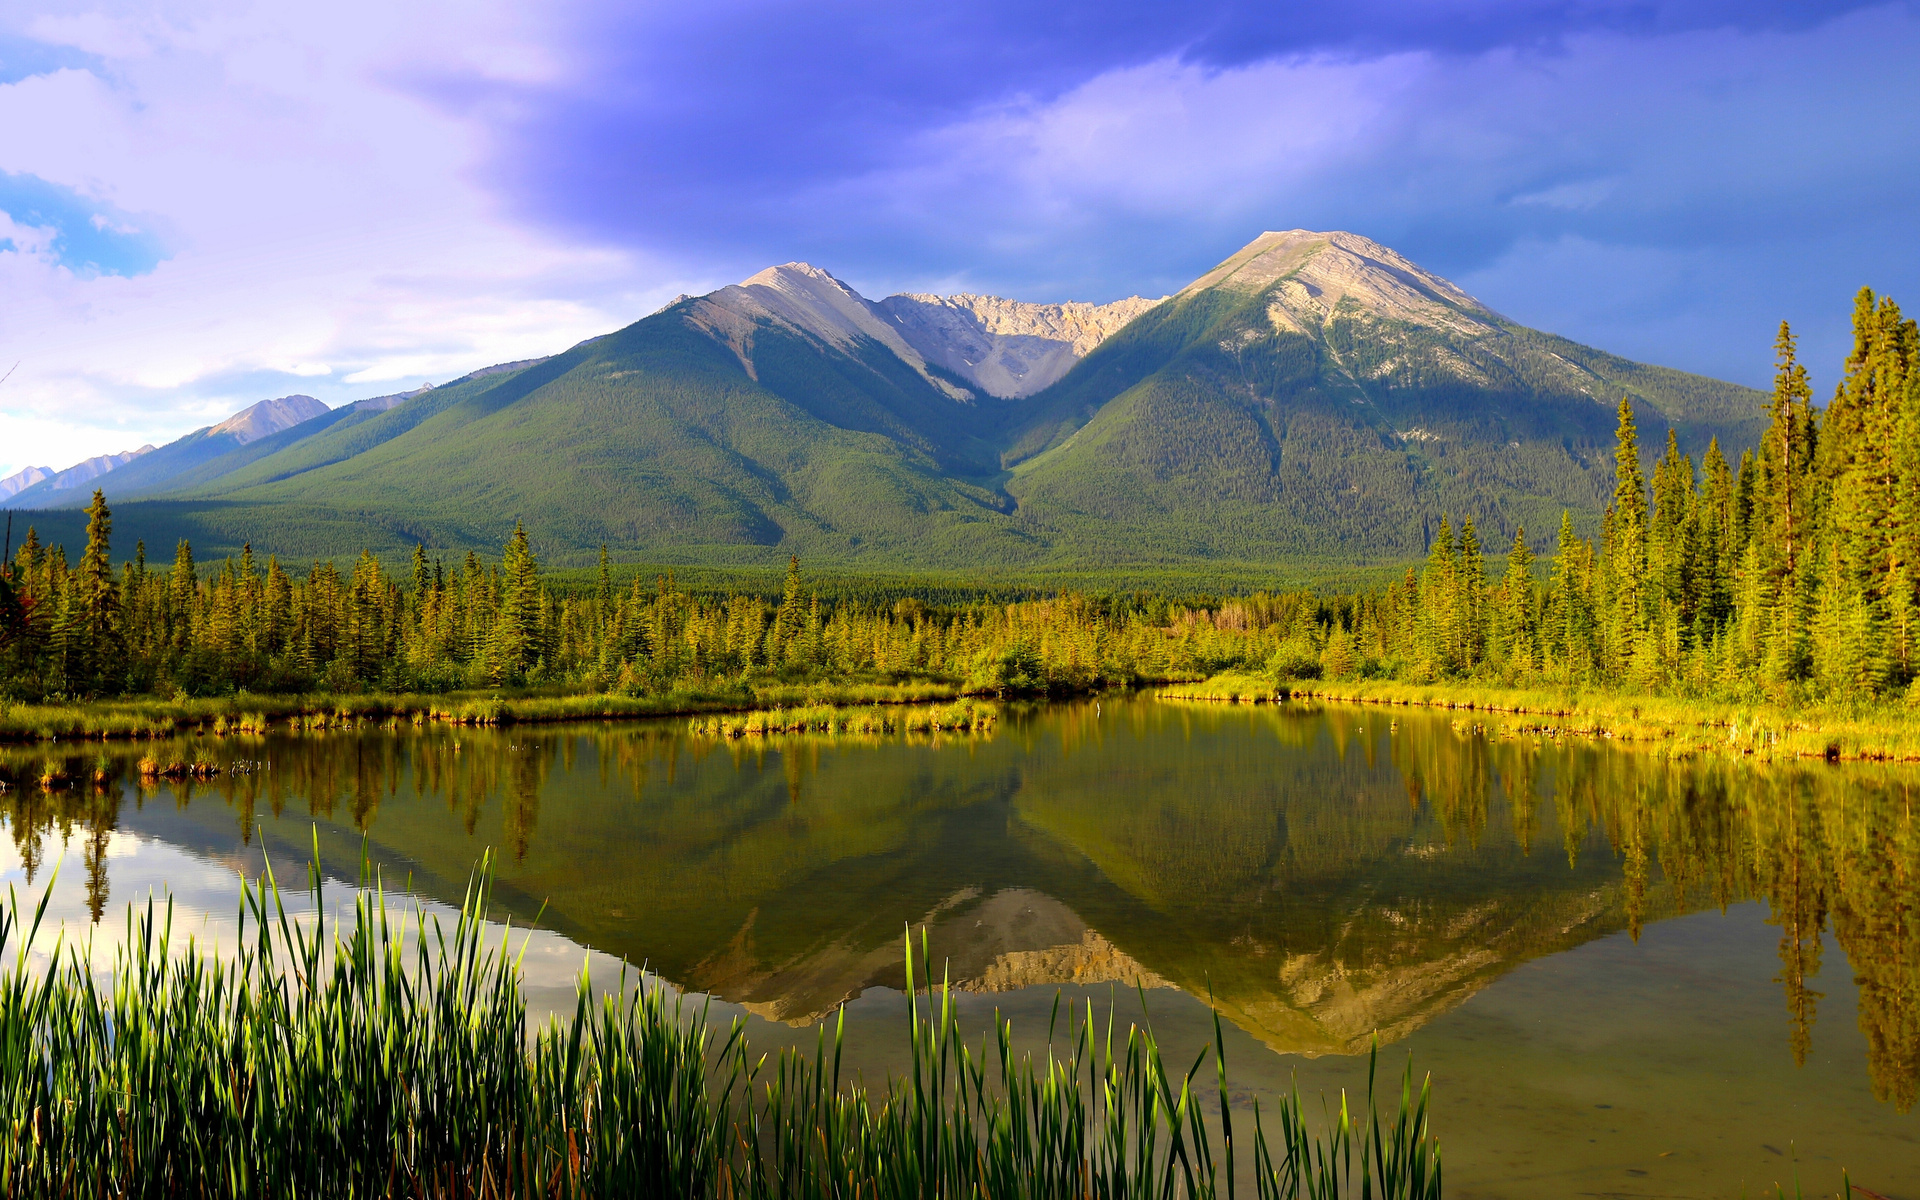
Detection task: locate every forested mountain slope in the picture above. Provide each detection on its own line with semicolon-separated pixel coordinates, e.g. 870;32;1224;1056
997;231;1768;563
24;231;1769;571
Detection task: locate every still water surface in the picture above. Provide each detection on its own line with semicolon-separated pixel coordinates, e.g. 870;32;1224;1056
2;697;1915;1197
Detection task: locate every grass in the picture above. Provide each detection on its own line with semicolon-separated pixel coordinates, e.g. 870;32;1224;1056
1275;677;1920;762
0;680;967;745
0;850;1444;1199
687;698;996;739
1157;673;1281;703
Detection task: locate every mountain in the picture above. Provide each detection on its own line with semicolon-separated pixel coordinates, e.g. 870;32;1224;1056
3;446;157;505
0;465;54;500
205;394;329;444
22;231;1770;571
13;395;327;510
877;292;1162;398
993;230;1767;562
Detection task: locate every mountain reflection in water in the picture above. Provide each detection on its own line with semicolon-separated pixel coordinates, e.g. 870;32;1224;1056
3;697;1915;1111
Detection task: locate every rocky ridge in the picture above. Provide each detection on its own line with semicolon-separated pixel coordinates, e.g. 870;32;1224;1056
689;262;1163;402
879;293;1161;398
207;394;330;444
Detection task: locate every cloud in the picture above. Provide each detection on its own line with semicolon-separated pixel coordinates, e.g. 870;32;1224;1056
0;0;1916;476
445;1;1920;389
0;4;690;474
0;170;169;276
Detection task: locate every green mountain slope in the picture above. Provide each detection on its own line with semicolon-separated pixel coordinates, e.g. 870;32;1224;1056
117;301;1029;566
15;395;333;509
995;230;1766;561
35;232;1769;573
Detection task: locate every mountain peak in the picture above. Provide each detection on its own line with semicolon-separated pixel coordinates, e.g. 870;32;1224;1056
209;394;330;445
694;263;974;400
878;292;1164;398
1185;229;1497;339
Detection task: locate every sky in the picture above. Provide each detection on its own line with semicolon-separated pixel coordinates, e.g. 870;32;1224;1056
1;0;1917;476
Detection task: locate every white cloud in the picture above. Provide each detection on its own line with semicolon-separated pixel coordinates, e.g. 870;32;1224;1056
0;0;683;477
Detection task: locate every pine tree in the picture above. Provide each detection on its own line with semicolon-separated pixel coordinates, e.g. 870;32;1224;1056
411;544;430;605
1457;518;1486;670
169;539;197;655
69;490;121;695
1649;430;1697;639
492;523;544;681
1696;439;1736;636
1548;511;1595;682
1604;398;1649;677
774;554;805;660
1501;527;1538;672
1416;518;1456;679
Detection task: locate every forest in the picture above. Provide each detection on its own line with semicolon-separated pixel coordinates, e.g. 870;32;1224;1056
1;287;1911;708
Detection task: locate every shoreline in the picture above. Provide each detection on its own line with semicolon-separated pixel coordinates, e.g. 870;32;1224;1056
1160;676;1920;764
0;679;976;744
16;673;1920;765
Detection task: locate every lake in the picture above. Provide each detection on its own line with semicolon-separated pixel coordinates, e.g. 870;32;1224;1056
2;696;1915;1197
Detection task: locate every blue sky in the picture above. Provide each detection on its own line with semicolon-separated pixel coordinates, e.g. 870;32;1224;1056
1;1;1916;474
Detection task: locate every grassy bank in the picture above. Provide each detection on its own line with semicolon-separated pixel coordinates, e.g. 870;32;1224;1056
687;697;997;739
0;855;1443;1199
1183;676;1920;763
0;679;968;744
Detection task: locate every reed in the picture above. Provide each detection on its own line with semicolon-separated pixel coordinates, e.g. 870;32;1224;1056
1213;676;1920;763
688;698;997;739
0;853;1440;1199
0;681;971;745
1158;673;1282;703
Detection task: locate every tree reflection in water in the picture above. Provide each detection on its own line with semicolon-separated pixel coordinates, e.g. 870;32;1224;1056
1;699;1914;1109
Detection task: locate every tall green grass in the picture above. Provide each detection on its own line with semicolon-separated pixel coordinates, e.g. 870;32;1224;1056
0;851;1442;1199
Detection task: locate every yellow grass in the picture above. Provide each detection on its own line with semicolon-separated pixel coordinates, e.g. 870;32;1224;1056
0;680;973;744
686;698;997;739
1281;678;1920;762
1155;672;1280;703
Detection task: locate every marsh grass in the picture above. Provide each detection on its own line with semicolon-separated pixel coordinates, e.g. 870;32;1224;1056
1222;677;1920;762
1158;674;1281;704
0;681;967;745
688;699;996;739
0;850;1442;1199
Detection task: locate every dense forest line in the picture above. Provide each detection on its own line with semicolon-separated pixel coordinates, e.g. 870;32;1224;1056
0;287;1910;706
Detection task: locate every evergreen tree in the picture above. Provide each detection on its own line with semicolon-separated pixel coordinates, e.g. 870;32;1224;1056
169;540;197;655
1500;527;1538;672
1604;398;1649;675
1696;439;1736;636
491;523;544;681
774;554;805;660
1456;518;1486;671
411;544;430;605
69;490;121;694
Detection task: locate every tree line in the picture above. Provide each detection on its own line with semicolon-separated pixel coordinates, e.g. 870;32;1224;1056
1380;286;1918;700
0;287;1910;704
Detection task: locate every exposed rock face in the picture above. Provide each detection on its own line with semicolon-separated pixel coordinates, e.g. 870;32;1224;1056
0;465;53;499
692;263;973;400
688;262;1160;402
1188;229;1612;398
878;294;1161;398
26;446;156;495
1186;229;1493;327
207;394;329;444
350;384;435;415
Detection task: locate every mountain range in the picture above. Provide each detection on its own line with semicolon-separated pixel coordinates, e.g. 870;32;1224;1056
13;230;1769;573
